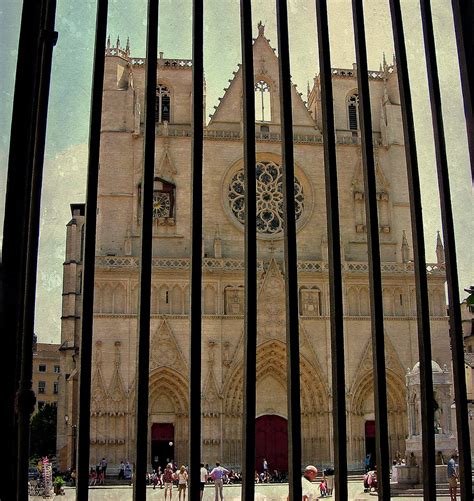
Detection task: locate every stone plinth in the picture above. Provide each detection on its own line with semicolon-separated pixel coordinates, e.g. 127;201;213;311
393;465;419;485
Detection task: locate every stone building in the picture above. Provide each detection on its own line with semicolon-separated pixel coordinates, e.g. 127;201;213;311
32;342;61;412
56;25;451;472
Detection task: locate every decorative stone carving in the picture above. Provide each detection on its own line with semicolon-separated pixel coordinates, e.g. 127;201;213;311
150;319;187;374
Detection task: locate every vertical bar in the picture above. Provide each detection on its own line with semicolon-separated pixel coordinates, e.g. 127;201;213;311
14;1;57;498
389;1;436;498
451;0;474;174
133;0;158;499
239;2;257;500
351;1;390;498
315;2;347;500
76;0;108;497
275;1;302;499
419;2;472;499
1;1;44;497
189;0;204;498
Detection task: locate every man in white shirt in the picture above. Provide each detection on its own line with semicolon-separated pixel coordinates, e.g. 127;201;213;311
200;462;208;500
301;465;319;501
210;462;229;501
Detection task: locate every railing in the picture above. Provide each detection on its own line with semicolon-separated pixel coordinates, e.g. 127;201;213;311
2;1;472;500
95;255;446;275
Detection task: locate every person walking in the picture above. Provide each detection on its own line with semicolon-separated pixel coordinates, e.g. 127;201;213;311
200;463;208;500
210;462;229;501
447;453;459;501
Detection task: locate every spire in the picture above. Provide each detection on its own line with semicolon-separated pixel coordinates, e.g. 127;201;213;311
436;231;445;264
257;21;265;37
401;230;410;263
107;35;111;49
116;35;120;48
125;36;130;55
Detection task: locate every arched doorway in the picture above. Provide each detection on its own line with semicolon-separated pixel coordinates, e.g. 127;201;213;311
151;423;174;471
255;415;288;473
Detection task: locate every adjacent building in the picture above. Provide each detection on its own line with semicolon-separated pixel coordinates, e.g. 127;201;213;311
32;341;61;412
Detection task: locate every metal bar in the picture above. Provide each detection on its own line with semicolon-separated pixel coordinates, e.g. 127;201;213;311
239;1;257;500
1;0;44;497
451;0;474;177
132;0;159;499
388;1;437;498
76;0;108;497
275;1;302;499
419;2;472;499
351;1;390;498
189;0;204;498
315;2;347;499
15;1;58;498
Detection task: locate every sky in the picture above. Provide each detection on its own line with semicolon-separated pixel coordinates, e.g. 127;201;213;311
0;0;472;343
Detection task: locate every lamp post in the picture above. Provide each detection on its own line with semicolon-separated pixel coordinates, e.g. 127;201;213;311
64;414;77;471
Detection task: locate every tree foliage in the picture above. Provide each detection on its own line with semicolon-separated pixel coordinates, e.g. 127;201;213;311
30;403;57;459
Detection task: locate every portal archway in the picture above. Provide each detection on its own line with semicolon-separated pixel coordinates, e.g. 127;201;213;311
255;415;288;473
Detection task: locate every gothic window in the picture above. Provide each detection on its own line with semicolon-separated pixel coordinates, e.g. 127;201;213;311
347;92;359;130
255;80;271;122
156;84;171;123
228;160;304;235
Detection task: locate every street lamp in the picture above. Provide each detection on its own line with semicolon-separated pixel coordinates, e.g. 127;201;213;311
64;414;77;471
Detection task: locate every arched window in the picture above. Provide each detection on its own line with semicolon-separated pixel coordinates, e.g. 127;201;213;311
255;80;271;122
347;92;359;130
156;84;171;123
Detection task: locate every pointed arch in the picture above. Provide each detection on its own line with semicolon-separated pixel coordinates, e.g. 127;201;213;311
159;284;170;314
203;284;216;314
102;283;113;313
171;285;183;314
113;283;126;313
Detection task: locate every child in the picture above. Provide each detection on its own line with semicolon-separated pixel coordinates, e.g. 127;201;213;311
319;479;328;497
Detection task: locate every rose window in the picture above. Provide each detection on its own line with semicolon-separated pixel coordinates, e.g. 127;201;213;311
228;161;304;234
153;192;171;218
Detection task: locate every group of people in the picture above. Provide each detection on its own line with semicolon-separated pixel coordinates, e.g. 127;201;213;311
144;461;231;501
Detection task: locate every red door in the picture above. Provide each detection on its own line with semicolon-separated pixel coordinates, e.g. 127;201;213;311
255;415;288;473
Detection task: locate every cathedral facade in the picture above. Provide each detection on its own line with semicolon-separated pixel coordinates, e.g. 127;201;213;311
56;25;451;472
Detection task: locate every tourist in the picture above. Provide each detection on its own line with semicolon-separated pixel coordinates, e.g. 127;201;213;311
177;465;188;501
210;461;229;501
319;478;328;497
263;458;268;474
100;457;108;478
364;453;371;472
89;468;97;486
118;460;125;480
163;463;174;500
200;463;208;500
300;464;319;500
447;453;459;501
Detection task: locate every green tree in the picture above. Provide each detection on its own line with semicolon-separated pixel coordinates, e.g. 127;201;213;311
30;403;57;459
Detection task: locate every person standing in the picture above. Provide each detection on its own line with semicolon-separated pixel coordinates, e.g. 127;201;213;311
210;462;229;501
100;457;108;478
200;463;208;500
301;465;319;501
163;463;175;501
263;458;268;474
118;460;125;480
177;465;188;501
447;453;459;501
